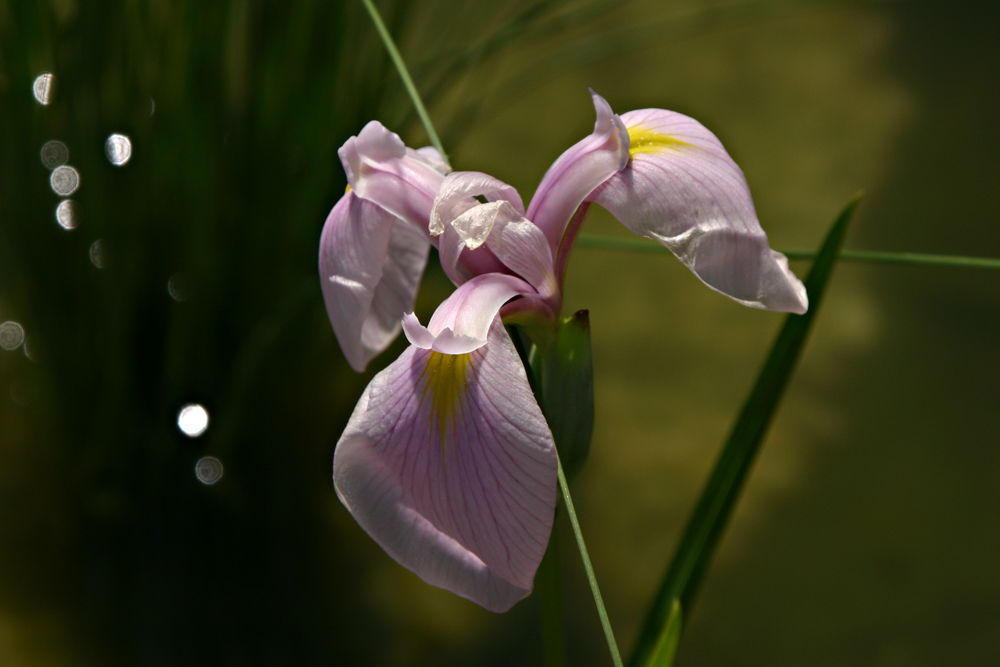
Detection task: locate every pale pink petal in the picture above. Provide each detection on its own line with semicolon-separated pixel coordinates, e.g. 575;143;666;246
319;192;429;372
526;90;629;253
339;122;448;231
589;108;807;313
334;318;558;612
403;273;532;354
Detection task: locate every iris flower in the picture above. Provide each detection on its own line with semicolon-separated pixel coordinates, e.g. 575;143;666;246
320;91;807;612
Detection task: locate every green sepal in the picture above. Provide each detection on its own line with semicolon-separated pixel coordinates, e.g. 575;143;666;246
537;310;595;481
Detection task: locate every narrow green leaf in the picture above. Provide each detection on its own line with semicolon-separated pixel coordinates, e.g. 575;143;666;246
627;194;863;667
780;248;1000;269
575;233;1000;270
646;599;682;667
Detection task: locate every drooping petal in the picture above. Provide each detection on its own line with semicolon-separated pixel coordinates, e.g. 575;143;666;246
334;317;558;612
319;191;430;372
526;90;629;253
339;122;448;230
402;273;532;354
588;108;808;313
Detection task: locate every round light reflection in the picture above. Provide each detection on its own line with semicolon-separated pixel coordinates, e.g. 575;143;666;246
33;73;54;105
40;140;69;169
50;165;80;195
177;404;209;437
56;200;77;230
195;456;224;485
0;322;25;351
105;134;132;166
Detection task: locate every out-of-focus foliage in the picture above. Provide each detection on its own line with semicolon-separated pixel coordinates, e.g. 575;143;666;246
1;1;999;666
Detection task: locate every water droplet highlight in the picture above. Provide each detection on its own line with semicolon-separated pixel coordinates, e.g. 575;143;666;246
33;73;53;105
195;456;223;485
105;134;132;166
40;140;69;169
0;322;25;351
56;200;77;230
177;404;209;437
50;165;79;195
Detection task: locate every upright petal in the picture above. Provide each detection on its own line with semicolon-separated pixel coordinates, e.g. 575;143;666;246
449;201;557;299
526;90;629;253
589;108;808;313
334;318;558;612
402;273;533;355
428;171;524;284
430;171;526;235
320;191;430;372
339;121;448;231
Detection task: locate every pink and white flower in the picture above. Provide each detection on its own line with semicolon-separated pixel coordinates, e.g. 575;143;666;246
319;91;807;612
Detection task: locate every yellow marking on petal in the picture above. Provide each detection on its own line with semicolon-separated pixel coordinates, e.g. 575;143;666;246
423;351;471;447
345;184;352;194
627;124;695;158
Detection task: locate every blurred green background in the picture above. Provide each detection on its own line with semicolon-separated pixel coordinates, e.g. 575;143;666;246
1;0;998;665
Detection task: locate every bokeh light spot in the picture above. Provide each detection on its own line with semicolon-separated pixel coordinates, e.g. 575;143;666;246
40;140;69;169
0;322;25;351
22;336;37;361
195;456;224;485
167;274;189;301
177;404;209;437
56;200;77;230
50;165;79;195
105;134;132;166
89;240;105;268
33;73;53;104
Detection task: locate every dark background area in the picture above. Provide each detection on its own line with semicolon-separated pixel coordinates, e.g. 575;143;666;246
1;1;998;665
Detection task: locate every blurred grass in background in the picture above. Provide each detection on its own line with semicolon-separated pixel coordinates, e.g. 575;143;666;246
0;0;998;665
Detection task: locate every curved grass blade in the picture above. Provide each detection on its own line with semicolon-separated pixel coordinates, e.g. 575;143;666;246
575;234;1000;270
647;599;682;667
627;194;863;667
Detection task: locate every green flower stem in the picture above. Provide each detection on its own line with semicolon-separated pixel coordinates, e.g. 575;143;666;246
510;324;623;667
575;233;1000;270
557;453;624;667
359;0;448;163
